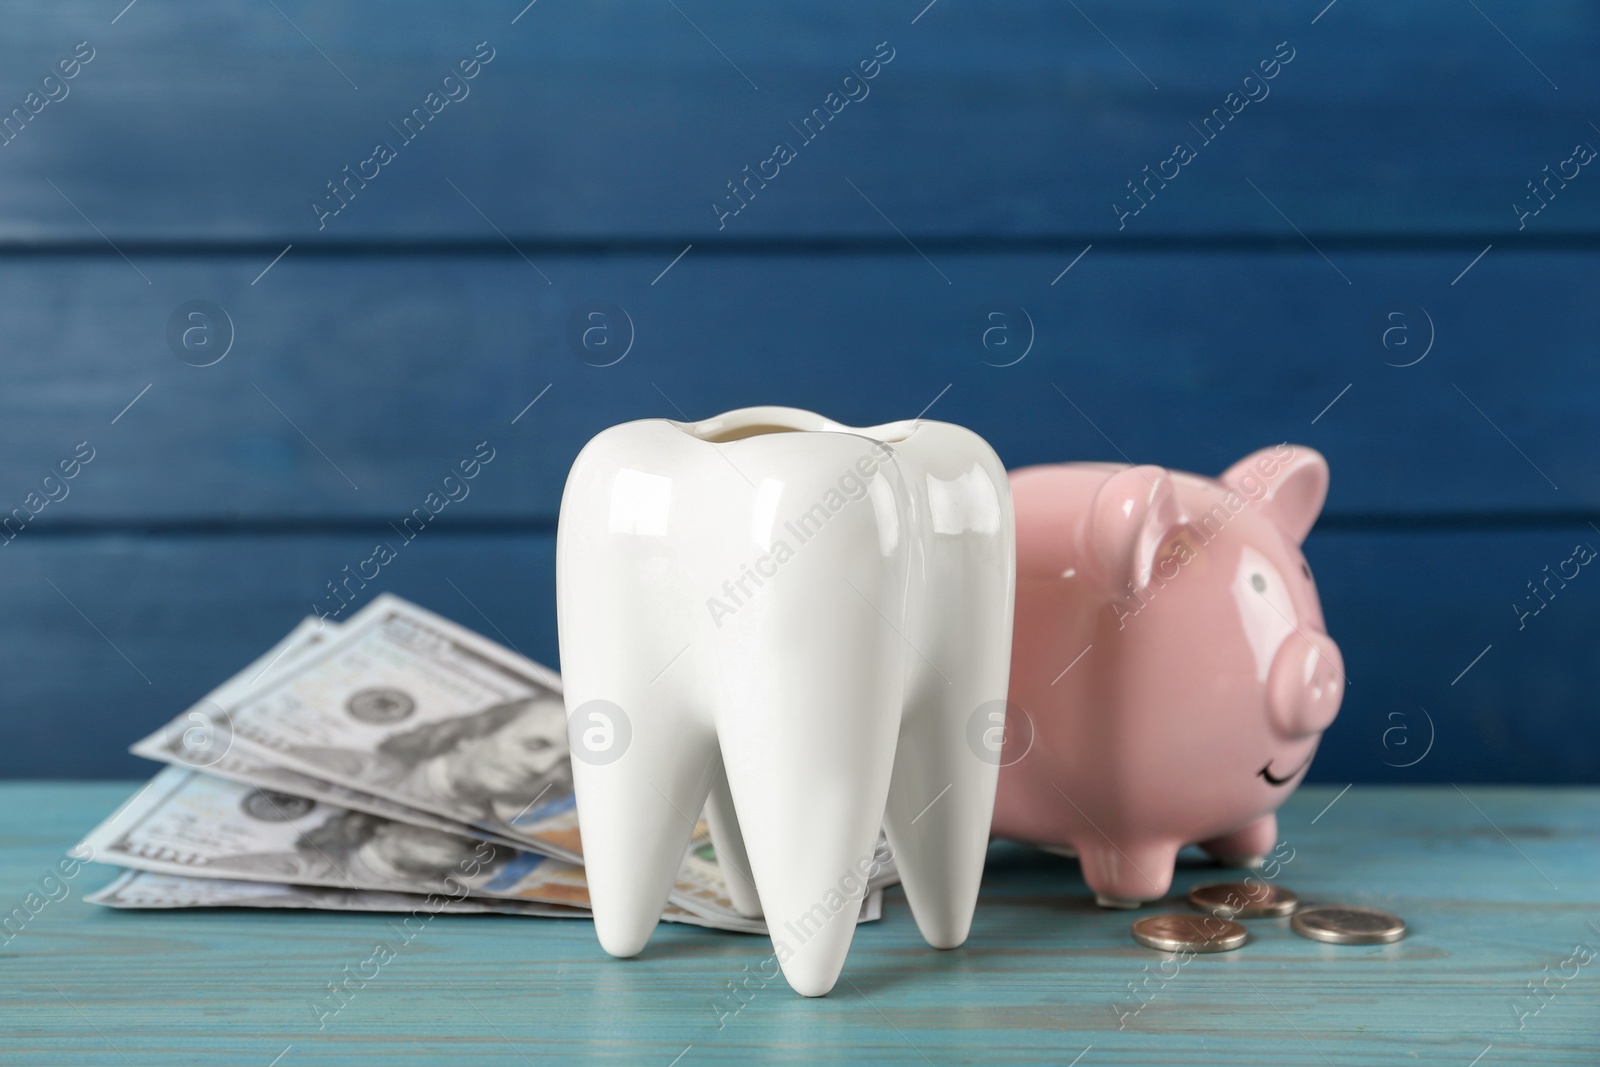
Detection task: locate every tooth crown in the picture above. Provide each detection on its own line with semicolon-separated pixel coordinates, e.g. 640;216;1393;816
556;407;1015;996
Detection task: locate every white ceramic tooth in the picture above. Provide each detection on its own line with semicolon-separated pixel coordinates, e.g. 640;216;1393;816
556;407;1015;996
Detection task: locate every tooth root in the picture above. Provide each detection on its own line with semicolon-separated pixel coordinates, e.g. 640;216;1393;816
882;428;1014;949
569;703;716;958
882;695;1000;949
715;562;908;996
717;687;900;997
881;635;1011;948
703;753;762;918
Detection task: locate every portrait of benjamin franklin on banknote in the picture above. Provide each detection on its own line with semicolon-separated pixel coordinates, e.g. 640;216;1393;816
294;809;511;891
370;694;572;829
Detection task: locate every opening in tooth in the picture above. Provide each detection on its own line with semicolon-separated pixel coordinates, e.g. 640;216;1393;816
698;423;923;444
699;424;810;443
687;411;922;445
863;421;919;444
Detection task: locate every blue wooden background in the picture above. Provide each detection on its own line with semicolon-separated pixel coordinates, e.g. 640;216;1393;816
0;1;1595;783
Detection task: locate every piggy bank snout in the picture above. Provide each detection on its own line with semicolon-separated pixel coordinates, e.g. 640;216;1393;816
1267;630;1344;738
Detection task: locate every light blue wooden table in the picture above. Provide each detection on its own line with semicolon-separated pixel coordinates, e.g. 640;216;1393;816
2;783;1596;1065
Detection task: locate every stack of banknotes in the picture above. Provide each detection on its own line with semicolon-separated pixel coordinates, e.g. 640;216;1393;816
77;594;885;933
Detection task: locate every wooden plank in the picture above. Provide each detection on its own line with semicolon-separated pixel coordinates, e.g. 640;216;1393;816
0;2;1596;239
2;526;1598;782
0;249;1593;525
3;782;1597;1063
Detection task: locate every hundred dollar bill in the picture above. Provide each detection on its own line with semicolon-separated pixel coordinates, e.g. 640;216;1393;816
131;615;335;770
131;617;537;854
197;595;581;860
136;742;538;853
77;767;591;907
83;869;845;933
75;768;776;931
78;769;878;933
86;868;589;918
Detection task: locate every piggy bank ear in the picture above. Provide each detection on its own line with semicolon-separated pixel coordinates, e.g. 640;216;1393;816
1222;445;1329;545
1086;465;1181;596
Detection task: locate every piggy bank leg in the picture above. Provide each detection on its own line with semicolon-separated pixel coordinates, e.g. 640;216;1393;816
1077;840;1177;908
1198;814;1278;870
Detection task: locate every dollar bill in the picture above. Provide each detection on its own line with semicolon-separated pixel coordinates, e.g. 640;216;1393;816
192;596;581;860
75;767;797;932
84;869;872;933
129;616;334;772
134;741;538;852
77;766;592;905
132;617;540;853
86;868;589;918
78;768;881;934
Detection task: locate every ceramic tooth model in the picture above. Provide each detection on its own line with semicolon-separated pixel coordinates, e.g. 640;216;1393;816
992;445;1343;908
556;406;1015;996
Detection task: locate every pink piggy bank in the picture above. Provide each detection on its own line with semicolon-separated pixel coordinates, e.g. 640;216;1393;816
991;445;1343;907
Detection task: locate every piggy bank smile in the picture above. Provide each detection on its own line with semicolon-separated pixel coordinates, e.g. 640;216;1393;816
1258;749;1316;787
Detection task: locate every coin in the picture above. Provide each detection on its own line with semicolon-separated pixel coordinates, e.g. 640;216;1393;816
1290;905;1406;945
1188;881;1300;919
1132;913;1248;953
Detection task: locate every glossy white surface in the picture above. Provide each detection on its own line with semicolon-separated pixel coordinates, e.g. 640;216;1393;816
555;406;1015;996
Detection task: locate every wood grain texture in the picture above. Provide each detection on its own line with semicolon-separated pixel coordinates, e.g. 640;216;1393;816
0;1;1594;786
0;2;1595;239
2;783;1596;1064
2;527;1597;784
0;250;1592;523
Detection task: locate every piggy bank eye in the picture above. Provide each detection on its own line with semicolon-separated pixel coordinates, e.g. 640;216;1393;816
1249;573;1267;593
1301;561;1313;580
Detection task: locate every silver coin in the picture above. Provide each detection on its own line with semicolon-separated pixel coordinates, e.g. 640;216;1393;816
1188;881;1300;919
1132;913;1248;953
1291;905;1406;945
